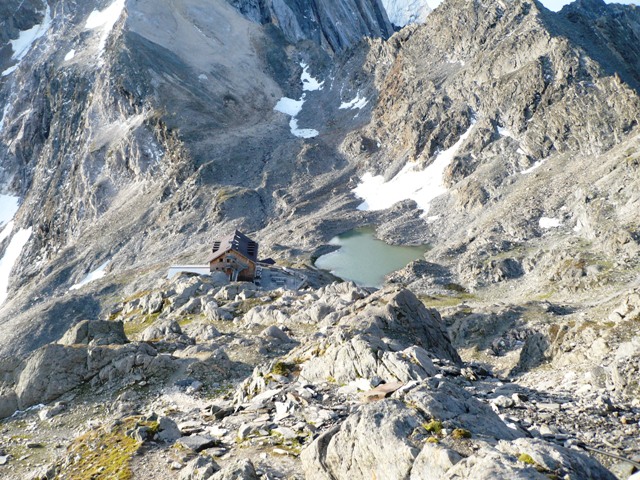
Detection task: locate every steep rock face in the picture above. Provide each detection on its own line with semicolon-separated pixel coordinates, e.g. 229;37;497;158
342;0;640;293
225;0;394;52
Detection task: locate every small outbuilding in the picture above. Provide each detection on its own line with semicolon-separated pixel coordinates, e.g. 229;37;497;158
208;231;259;282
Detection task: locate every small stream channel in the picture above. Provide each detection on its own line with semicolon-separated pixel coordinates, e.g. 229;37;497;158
314;227;428;288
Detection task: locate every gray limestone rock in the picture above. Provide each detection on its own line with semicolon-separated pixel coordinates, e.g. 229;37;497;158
177;435;219;452
140;292;164;315
225;0;393;52
15;344;90;409
260;325;291;343
409;443;463;480
180;455;220;480
58;320;128;346
0;390;18;419
404;379;523;441
301;400;422;480
497;438;618;480
298;288;459;384
157;416;182;443
210;458;259;480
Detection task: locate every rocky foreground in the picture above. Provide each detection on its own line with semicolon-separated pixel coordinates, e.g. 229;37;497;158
0;273;638;479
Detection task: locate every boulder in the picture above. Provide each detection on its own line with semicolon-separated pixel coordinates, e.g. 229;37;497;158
180;455;220;480
210;458;259;480
140;320;190;343
0;390;18;419
300;334;437;384
183;323;221;342
409;443;462;480
15;344;90;409
260;325;291;343
58;320;128;346
177;435;219;452
301;400;422;480
157;416;182;443
497;438;617;480
404;379;523;441
140;291;164;315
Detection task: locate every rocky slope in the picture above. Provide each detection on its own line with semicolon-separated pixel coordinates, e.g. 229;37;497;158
0;0;639;478
1;275;636;479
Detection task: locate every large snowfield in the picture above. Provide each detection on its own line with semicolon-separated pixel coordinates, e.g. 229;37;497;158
353;122;476;215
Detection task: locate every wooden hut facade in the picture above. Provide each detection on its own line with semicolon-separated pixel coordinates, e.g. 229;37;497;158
208;231;259;282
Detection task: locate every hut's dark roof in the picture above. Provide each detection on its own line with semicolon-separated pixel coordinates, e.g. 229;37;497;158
207;230;259;263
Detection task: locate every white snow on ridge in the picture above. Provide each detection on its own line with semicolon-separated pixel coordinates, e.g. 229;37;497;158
0;227;33;305
1;5;52;77
539;217;562;229
85;0;126;56
300;63;324;92
339;94;368;110
353;121;476;215
381;0;436;27
64;49;76;61
70;261;110;291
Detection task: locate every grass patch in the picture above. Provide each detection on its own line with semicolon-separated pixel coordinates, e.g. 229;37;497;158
122;290;152;304
518;453;536;465
451;428;471;439
423;420;443;435
271;361;293;376
54;417;156;480
123;313;159;338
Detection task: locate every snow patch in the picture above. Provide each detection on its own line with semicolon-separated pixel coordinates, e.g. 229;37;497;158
521;158;547;174
1;5;52;77
274;61;324;139
274;97;304;117
339;94;369;110
64;49;76;61
85;0;126;56
0;227;33;305
300;63;324;91
381;0;436;27
70;261;110;291
353;121;476;215
289;119;319;139
498;126;514;139
0;195;20;227
539;217;562;229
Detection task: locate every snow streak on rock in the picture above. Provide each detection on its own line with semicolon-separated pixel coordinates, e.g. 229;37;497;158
339;94;368;110
539;217;562;229
0;195;20;227
353;121;475;215
0;105;10;133
85;0;126;58
273;63;322;138
69;261;110;291
1;5;52;77
521;158;548;174
0;227;32;305
300;63;324;91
